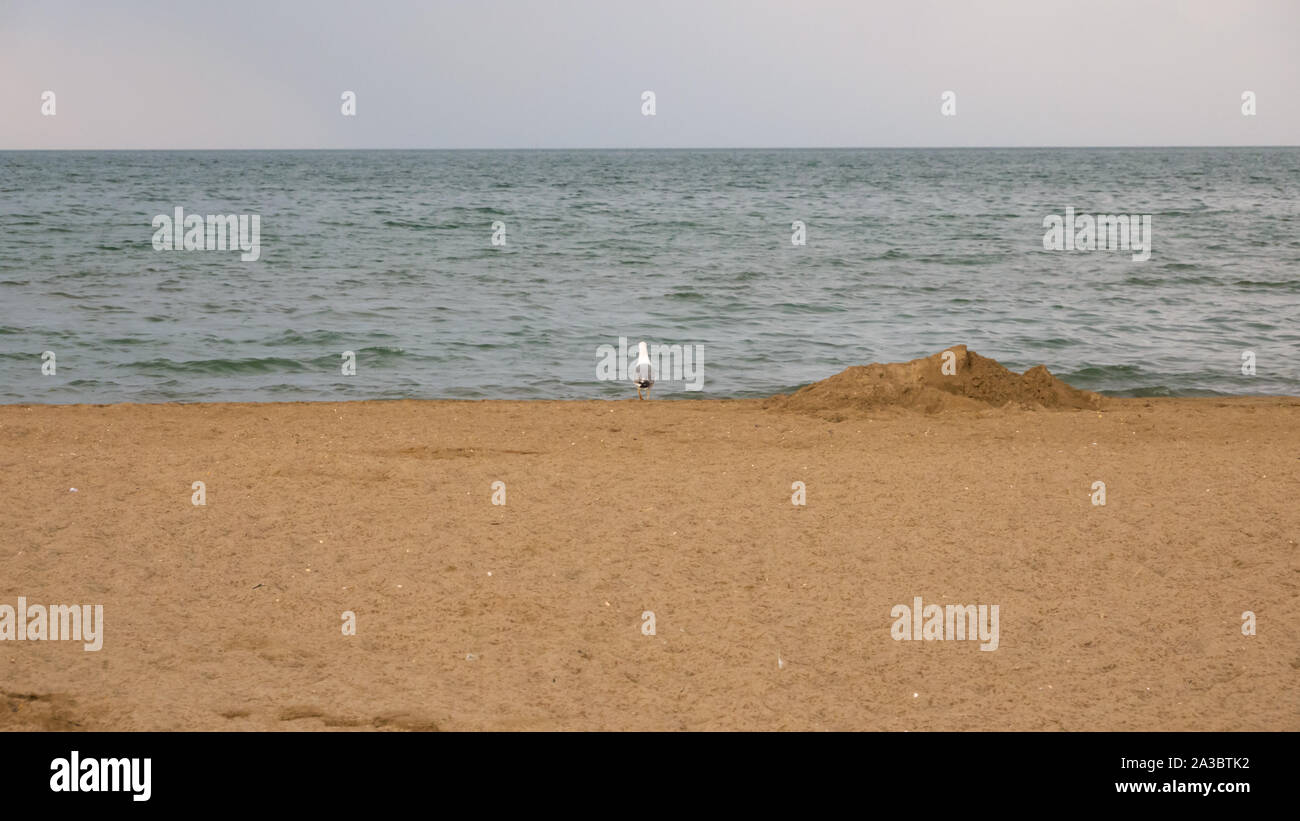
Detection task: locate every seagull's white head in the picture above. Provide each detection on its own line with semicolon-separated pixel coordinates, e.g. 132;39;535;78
636;340;651;365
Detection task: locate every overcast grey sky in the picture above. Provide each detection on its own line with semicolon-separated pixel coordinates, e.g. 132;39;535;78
2;0;1297;149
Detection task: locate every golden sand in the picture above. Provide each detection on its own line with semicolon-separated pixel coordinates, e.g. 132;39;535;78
2;353;1296;730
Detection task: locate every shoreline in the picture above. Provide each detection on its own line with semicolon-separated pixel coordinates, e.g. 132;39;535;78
3;394;1298;409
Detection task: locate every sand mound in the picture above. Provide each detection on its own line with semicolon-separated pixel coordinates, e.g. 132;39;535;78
765;345;1103;414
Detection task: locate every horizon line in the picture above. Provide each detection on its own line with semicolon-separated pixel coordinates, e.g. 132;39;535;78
3;144;1299;152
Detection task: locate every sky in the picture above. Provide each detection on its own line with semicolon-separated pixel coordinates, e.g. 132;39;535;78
1;0;1297;149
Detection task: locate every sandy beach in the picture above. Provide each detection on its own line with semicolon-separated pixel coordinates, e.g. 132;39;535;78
2;349;1296;731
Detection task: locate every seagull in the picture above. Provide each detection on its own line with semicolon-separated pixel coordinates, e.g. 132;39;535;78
633;340;654;399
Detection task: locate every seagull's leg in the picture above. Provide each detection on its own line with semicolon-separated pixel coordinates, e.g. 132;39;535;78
637;386;644;400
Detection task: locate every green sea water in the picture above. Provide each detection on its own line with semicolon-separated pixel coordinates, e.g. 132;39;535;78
1;147;1297;402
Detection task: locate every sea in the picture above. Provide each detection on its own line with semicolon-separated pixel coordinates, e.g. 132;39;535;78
1;147;1297;402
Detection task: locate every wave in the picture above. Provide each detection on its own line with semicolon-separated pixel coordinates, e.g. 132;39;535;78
126;356;309;375
1232;279;1299;291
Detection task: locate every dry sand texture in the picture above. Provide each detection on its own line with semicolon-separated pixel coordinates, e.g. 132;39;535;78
2;349;1296;730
